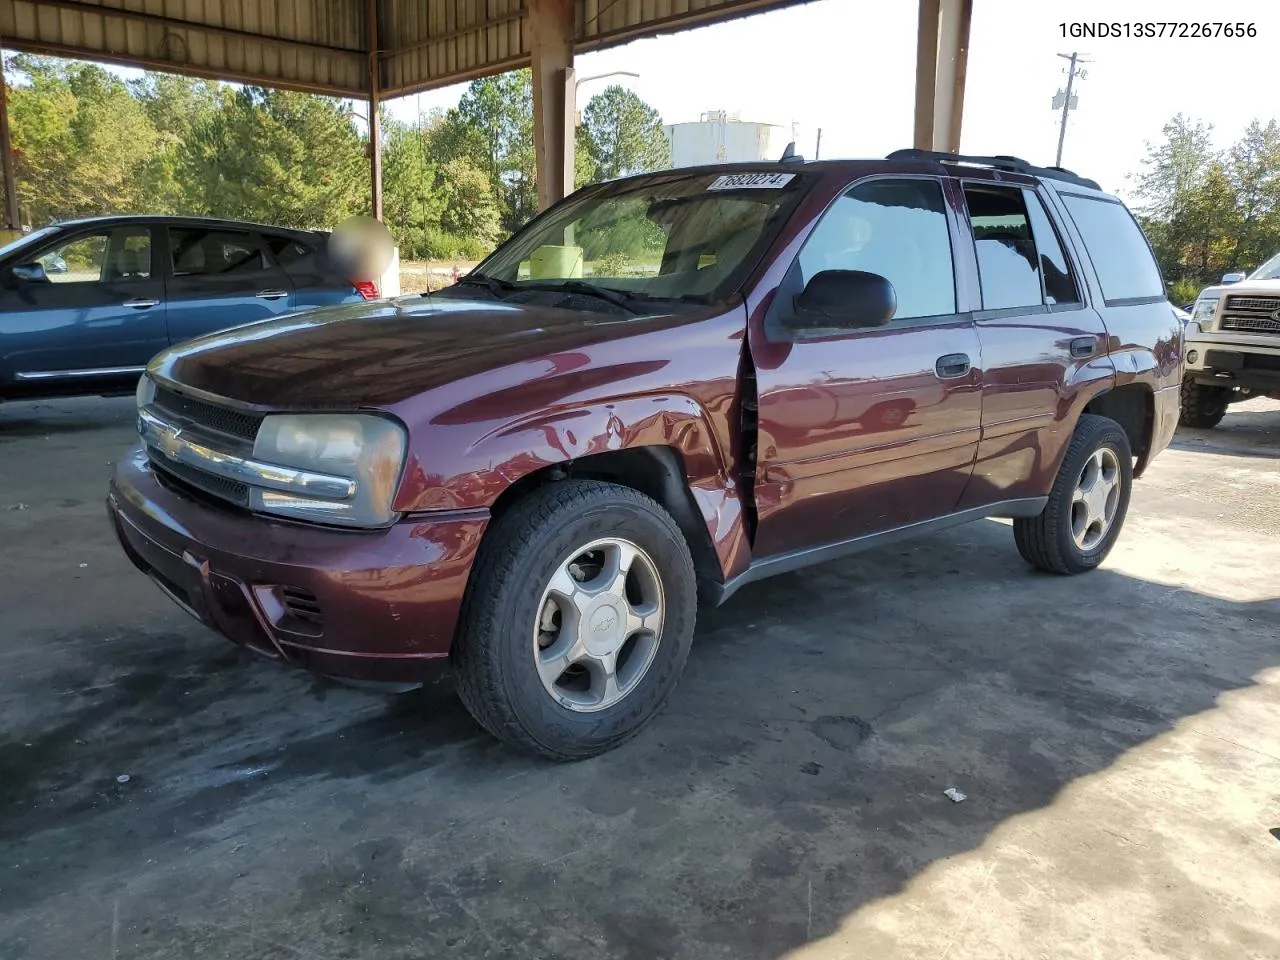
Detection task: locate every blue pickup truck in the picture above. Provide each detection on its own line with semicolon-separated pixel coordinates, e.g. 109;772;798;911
0;215;375;402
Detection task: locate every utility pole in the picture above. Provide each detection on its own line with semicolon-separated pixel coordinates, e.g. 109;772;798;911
366;0;384;220
1053;52;1089;167
814;128;822;161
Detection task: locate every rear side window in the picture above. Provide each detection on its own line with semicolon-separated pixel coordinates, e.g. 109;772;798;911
1021;190;1080;305
266;235;316;268
1061;195;1164;302
110;230;153;281
170;229;267;277
798;178;956;321
963;185;1083;310
962;185;1041;310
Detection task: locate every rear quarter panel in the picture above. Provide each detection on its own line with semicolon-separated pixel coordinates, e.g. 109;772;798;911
277;236;365;311
1042;184;1184;469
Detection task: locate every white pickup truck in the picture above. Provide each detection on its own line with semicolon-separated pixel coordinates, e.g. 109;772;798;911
1182;251;1280;428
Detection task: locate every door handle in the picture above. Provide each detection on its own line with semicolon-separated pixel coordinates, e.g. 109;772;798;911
935;353;971;379
256;289;288;300
1069;336;1097;359
123;298;159;309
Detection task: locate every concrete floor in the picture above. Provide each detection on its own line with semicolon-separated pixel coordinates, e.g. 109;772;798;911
1;395;1278;960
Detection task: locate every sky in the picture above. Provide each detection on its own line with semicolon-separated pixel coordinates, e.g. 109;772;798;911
386;0;1279;201
23;0;1278;204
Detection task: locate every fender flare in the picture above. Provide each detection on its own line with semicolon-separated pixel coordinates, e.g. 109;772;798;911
399;393;752;586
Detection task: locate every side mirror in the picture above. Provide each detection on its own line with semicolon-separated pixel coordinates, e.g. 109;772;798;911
791;270;896;329
1221;272;1245;284
11;262;49;284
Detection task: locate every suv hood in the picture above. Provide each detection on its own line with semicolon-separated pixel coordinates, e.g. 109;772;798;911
1197;278;1280;300
149;295;689;409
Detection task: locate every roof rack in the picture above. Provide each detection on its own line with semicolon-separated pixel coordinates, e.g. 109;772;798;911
886;149;1101;190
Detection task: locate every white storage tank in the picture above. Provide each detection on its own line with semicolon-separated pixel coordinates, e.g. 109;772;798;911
663;111;791;167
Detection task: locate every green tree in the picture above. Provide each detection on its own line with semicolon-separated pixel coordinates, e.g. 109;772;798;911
4;57;76;223
382;117;445;259
3;59;675;259
178;87;366;227
436;157;501;254
6;56;159;223
130;73;225;213
1225;119;1280;273
1132;114;1280;289
574;125;599;189
581;85;669;182
1183;160;1240;279
131;72;223;139
1133;115;1216;224
431;70;536;234
1133;115;1236;288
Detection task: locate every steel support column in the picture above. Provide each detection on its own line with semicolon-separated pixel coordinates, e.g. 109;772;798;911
367;0;383;220
1;41;20;231
529;0;575;211
913;0;972;153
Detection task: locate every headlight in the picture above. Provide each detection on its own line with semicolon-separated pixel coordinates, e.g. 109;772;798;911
250;414;407;527
136;373;156;410
1191;297;1218;329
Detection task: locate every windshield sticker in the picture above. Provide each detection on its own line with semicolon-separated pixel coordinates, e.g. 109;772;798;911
706;172;796;191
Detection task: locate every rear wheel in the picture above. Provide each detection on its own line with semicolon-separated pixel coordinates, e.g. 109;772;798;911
1179;376;1230;429
453;480;696;760
1014;414;1133;575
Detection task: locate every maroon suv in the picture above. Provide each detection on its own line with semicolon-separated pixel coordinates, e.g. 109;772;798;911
109;150;1182;759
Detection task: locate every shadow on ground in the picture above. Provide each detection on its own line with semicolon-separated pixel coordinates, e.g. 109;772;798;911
2;521;1276;959
0;397;135;441
0;397;1277;959
1171;397;1280;460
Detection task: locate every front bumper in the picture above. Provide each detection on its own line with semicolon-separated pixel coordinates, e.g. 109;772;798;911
1185;332;1280;392
108;447;488;682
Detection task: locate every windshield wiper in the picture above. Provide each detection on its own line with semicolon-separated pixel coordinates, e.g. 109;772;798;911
455;274;652;315
453;273;515;299
518;280;644;315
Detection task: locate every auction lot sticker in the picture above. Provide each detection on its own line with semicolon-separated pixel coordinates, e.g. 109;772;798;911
707;172;796;190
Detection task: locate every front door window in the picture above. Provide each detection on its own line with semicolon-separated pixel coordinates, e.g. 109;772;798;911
796;178;957;322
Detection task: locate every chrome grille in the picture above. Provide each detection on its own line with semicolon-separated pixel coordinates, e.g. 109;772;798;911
1220;295;1280;335
1220;315;1280;334
153;385;263;441
1224;295;1280;312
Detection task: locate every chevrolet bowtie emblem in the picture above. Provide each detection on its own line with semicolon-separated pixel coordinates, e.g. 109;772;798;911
157;424;183;458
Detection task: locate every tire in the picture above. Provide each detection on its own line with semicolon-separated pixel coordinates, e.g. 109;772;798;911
1178;376;1229;429
452;479;697;760
1013;414;1134;575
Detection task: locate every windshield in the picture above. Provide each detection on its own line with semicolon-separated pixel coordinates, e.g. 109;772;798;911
474;170;808;303
1247;251;1280;281
0;226;58;260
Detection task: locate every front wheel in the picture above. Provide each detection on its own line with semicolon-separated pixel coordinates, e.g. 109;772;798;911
1014;414;1134;575
452;480;697;760
1179;376;1230;429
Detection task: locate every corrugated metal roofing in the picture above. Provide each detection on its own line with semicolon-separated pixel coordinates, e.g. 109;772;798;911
2;0;368;94
383;0;527;96
0;0;815;97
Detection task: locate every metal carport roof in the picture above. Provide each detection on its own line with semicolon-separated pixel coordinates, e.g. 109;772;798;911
1;0;818;97
1;0;973;230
